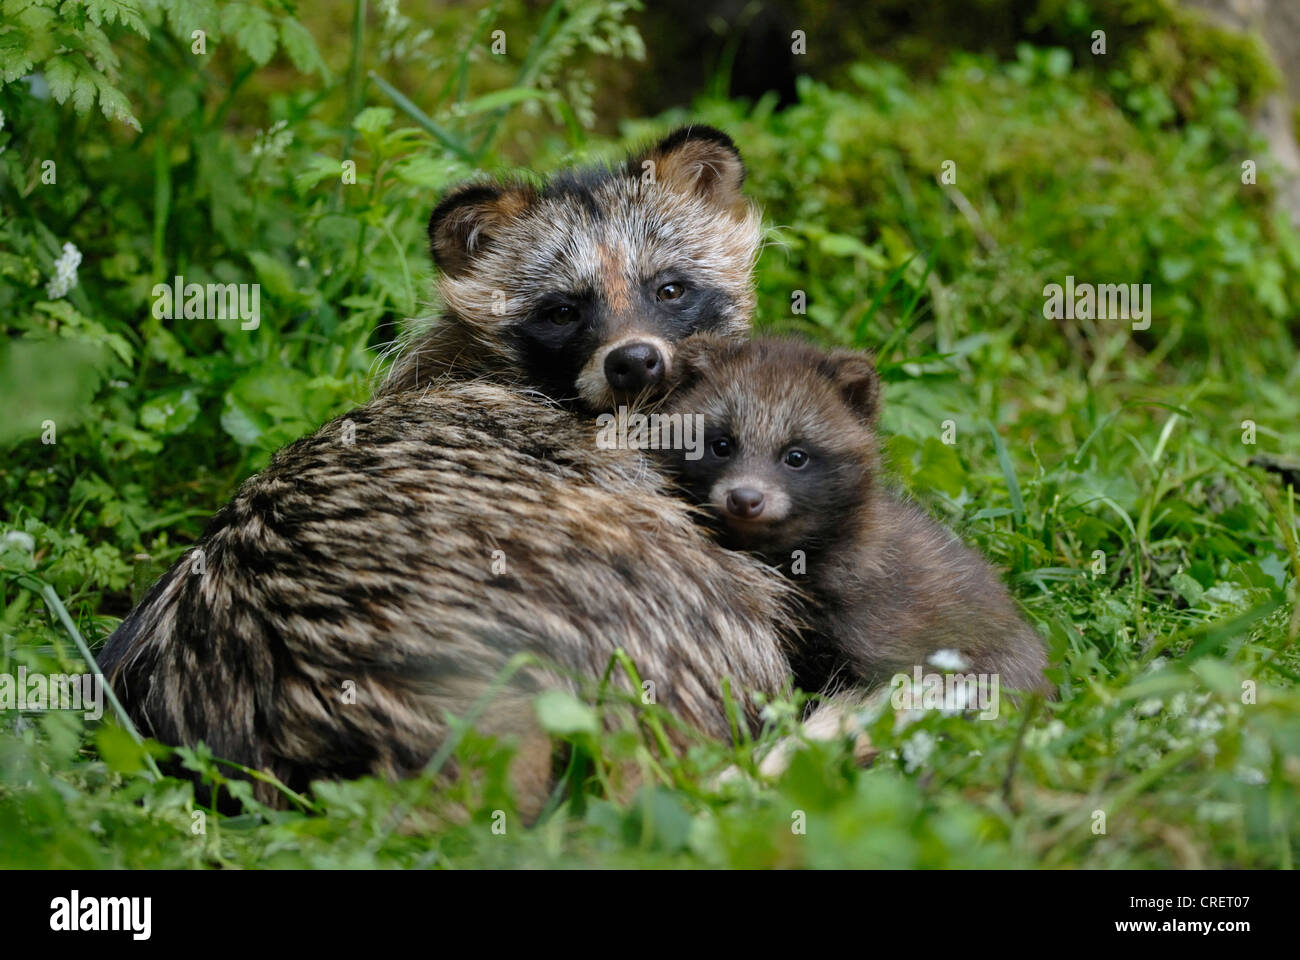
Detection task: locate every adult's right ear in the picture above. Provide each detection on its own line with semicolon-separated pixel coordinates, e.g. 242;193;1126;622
427;180;534;277
626;125;748;218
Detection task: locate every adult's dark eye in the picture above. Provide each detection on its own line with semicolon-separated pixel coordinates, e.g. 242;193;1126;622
548;304;578;325
657;282;686;302
710;437;733;458
784;449;809;469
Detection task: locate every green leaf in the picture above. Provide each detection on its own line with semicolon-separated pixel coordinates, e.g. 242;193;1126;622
139;388;200;435
96;724;163;776
84;0;151;38
222;3;277;66
986;421;1026;527
1190;659;1241;700
246;250;299;303
43;56;81;107
459;87;554;115
293;154;344;195
392;153;461;189
279;17;329;78
352;106;394;137
534;690;598;736
913;436;965;498
95;78;141;131
220;367;311;449
1171;570;1206;606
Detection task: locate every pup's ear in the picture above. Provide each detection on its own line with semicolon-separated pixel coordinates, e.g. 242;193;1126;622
669;332;740;392
428;180;535;277
628;125;747;216
820;350;881;424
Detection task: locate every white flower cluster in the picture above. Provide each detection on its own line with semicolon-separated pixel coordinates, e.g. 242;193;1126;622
902;730;935;773
251;120;293;160
46;242;82;299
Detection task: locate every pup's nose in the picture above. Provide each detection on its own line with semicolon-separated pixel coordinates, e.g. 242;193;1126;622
725;487;765;519
604;342;665;394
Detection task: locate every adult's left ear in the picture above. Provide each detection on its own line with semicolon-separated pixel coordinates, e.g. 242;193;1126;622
820;349;881;424
626;125;748;217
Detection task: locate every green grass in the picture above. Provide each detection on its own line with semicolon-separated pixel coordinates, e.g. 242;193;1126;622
2;1;1298;868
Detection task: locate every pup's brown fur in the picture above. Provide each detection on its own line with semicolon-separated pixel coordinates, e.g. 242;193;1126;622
662;335;1050;697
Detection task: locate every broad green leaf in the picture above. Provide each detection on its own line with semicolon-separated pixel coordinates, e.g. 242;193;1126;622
139;388;200;435
534;689;598;736
246;250;299;303
913;436;966;498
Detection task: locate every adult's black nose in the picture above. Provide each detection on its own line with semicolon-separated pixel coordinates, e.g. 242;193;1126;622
604;342;665;394
725;487;765;519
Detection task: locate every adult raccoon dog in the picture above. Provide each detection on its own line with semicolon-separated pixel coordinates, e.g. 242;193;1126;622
99;384;794;818
98;129;793;817
660;335;1050;698
382;125;761;409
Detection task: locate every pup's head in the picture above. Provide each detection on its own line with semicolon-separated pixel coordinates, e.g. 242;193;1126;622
663;335;882;560
386;126;762;410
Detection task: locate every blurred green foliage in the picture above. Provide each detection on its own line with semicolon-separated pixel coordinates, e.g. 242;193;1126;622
1;0;1298;868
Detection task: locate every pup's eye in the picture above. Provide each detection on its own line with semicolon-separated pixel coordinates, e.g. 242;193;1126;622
547;304;578;325
783;449;809;469
710;437;733;458
657;282;686;302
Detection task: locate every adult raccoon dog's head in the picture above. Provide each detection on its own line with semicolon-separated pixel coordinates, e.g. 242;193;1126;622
382;126;762;410
662;335;883;561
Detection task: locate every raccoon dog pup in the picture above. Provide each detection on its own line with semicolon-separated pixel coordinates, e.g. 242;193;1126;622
661;335;1051;698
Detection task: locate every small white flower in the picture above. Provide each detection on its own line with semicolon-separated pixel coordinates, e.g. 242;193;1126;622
1196;801;1239;822
928;648;970;671
1136;697;1163;717
251;120;293;160
902;731;935;773
46;241;82;298
1234;766;1267;786
2;530;36;554
1024;718;1067;748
